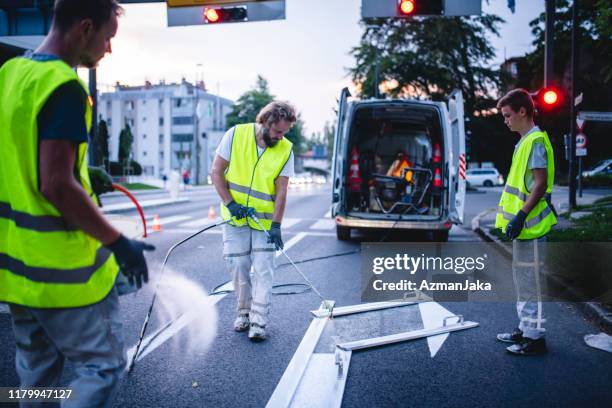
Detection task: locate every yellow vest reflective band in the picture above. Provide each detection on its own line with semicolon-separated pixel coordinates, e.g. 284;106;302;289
0;57;119;308
495;130;557;239
220;123;293;230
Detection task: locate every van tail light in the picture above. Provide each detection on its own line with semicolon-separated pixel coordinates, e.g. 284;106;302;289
432;143;442;163
433;167;443;188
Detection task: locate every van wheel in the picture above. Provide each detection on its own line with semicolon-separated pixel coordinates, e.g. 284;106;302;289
432;230;449;242
336;225;351;241
483;180;493;187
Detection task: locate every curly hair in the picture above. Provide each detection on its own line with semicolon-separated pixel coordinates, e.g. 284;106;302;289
256;101;297;127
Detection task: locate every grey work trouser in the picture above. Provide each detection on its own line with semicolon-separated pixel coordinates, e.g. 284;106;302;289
9;287;125;408
222;224;276;327
512;237;547;340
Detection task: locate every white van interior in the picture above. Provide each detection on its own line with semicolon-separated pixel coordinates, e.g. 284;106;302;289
344;103;446;221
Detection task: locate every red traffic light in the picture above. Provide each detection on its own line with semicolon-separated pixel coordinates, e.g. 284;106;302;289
399;0;415;15
203;5;247;24
204;8;220;23
542;89;558;105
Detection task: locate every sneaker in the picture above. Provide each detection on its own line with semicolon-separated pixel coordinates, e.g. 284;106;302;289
496;328;524;343
248;323;266;342
506;338;547;356
233;314;250;332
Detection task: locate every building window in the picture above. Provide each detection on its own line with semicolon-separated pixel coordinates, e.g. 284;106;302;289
141;99;147;105
143;151;147;157
143;134;147;139
172;116;194;125
143;116;147;122
175;99;182;107
159;117;164;126
159;134;164;143
107;118;112;126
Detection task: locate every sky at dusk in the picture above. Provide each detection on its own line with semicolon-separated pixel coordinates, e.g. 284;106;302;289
83;0;544;136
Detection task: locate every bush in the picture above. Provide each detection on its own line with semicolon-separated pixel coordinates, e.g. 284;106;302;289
108;160;142;176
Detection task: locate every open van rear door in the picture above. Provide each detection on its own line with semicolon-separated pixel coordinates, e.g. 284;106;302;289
331;87;351;217
447;89;466;224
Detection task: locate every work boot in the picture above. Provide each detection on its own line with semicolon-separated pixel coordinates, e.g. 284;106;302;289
506;338;547;356
248;323;266;342
496;328;523;343
233;314;250;332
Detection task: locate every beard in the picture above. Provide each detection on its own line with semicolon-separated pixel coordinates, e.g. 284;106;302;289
262;127;279;147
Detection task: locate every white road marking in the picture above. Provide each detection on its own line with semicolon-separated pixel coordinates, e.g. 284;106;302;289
277;232;307;257
323;209;331;218
148;215;192;226
282;218;301;229
309;219;335;230
418;301;455;358
179;217;221;228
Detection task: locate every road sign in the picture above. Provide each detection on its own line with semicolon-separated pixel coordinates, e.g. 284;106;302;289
578;111;612;122
576;117;585;130
574;92;583;106
576;148;587;157
576;133;587;148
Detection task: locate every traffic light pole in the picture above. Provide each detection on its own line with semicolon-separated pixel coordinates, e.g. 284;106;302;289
544;0;555;87
568;0;579;208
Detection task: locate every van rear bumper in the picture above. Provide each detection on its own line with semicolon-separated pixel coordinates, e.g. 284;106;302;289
335;216;451;231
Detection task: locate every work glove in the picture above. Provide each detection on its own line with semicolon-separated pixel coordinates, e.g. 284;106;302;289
226;200;249;220
267;222;283;250
106;234;155;288
505;210;528;241
88;166;114;197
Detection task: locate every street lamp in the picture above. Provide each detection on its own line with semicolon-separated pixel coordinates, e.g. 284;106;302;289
194;63;203;185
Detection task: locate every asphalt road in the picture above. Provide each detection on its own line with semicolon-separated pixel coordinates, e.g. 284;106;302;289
1;184;610;407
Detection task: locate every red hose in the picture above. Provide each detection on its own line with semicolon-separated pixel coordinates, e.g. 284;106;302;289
111;183;148;238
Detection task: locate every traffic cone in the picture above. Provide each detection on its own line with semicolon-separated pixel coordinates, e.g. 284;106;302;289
433;167;443;188
348;146;362;192
432;143;442;163
208;205;216;220
152;214;161;232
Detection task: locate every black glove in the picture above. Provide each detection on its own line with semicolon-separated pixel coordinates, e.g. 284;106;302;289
88;166;114;197
226;200;249;220
106;234;155;288
505;210;528;241
267;222;283;250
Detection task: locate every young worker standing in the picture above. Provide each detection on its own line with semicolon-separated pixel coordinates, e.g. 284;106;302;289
495;89;557;356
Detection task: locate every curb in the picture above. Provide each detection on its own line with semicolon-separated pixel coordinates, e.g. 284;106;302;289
101;198;190;214
472;208;612;334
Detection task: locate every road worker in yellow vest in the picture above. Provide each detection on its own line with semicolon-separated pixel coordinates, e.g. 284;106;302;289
0;1;154;405
495;89;557;356
212;101;296;341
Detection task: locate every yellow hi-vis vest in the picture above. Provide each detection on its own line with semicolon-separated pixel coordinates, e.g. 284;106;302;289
0;57;119;308
220;124;293;230
495;130;557;240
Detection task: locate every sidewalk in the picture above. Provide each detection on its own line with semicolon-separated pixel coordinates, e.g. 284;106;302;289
472;189;612;333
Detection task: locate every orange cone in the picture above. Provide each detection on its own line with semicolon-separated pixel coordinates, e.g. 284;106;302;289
208;205;216;220
152;214;161;232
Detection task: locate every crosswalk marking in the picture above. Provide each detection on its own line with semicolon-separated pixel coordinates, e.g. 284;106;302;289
309;219;335;230
282;218;301;229
147;215;192;226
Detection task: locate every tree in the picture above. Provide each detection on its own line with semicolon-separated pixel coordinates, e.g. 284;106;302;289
97;118;110;171
349;14;504;115
225;75;307;154
118;123;133;165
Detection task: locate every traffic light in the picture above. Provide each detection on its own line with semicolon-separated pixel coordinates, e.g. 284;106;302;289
534;87;563;113
203;5;247;24
397;0;443;16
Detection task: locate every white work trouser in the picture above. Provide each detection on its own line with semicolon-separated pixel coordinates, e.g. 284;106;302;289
512;237;548;340
222;224;276;327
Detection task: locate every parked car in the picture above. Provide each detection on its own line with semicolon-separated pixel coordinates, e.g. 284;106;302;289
582;158;612;178
465;168;504;187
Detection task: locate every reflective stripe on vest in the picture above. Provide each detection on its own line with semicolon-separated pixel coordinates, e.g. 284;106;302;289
0;57;119;308
220;123;292;230
495;130;557;239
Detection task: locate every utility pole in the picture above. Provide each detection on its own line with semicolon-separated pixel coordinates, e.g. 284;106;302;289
88;68;98;165
568;0;579;208
544;0;555;87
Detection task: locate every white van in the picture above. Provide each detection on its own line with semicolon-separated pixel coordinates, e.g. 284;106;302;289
330;88;466;242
